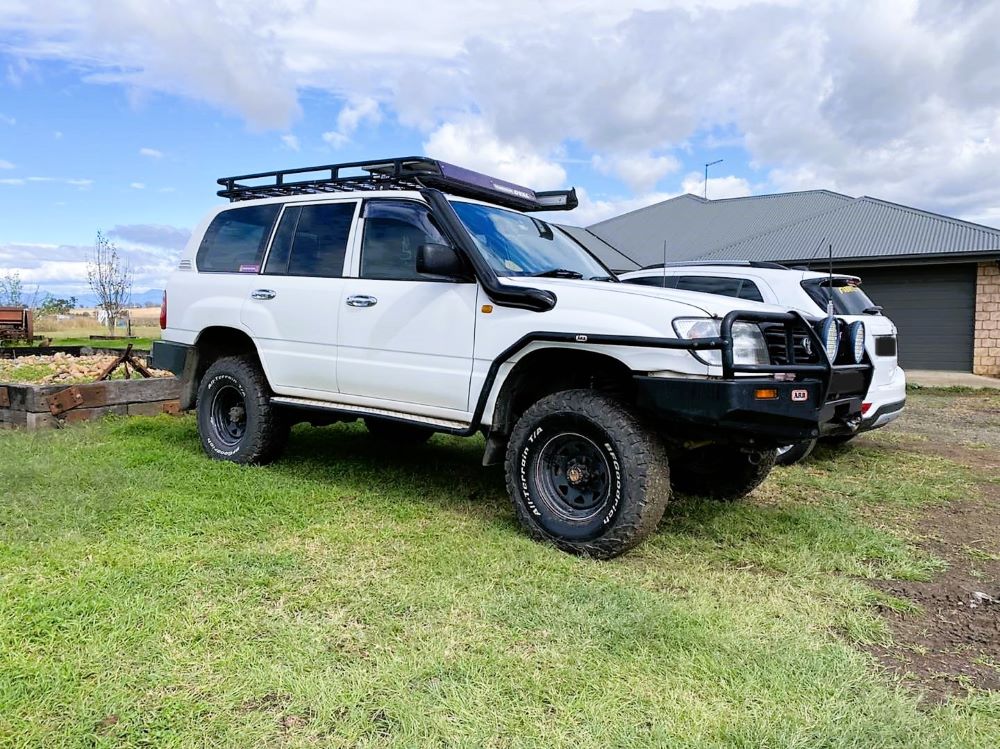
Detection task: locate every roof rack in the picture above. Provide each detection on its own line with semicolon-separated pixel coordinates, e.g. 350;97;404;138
217;156;578;213
639;260;791;271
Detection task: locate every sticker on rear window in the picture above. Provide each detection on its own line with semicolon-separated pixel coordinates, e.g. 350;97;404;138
238;264;260;273
837;285;859;293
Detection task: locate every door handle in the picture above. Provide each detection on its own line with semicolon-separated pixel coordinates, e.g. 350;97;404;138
251;289;276;300
346;295;378;308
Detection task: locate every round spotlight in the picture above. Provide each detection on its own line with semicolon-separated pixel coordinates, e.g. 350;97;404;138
848;321;866;364
820;317;840;362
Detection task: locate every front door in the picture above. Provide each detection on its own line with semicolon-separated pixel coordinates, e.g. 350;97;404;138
336;199;478;412
241;200;359;395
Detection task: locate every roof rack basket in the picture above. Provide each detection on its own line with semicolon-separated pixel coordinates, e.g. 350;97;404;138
217;156;578;213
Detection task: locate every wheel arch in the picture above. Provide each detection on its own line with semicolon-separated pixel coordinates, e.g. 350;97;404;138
485;347;635;456
179;326;264;410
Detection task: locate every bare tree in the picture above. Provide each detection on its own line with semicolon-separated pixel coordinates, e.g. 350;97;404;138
0;270;23;306
87;231;132;334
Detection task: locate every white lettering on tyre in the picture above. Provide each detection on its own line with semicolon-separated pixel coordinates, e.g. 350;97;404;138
520;427;543;516
602;441;622;525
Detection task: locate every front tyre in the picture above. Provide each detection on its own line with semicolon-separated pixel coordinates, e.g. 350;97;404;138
196;356;289;465
671;445;776;500
504;389;671;559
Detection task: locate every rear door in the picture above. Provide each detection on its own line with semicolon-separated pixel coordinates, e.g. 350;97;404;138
336;199;478;412
241;200;359;396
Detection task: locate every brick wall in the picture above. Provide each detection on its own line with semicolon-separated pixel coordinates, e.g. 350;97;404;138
974;261;1000;376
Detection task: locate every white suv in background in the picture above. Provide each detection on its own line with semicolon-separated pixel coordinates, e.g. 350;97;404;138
619;262;905;464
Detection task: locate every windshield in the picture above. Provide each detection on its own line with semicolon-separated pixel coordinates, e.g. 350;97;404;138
450;201;612;280
802;278;881;315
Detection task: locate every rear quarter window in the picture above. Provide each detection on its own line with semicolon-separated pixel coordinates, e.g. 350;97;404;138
622;275;677;288
802;279;879;315
196;204;281;273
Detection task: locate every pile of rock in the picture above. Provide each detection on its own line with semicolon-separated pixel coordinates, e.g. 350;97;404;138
1;352;172;385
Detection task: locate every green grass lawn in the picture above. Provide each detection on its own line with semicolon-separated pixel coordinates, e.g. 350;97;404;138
44;336;158;349
0;410;997;747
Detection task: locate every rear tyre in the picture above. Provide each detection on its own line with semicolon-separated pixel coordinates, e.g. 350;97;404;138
775;439;817;466
671;445;776;501
364;417;434;444
196;356;289;465
504;389;671;559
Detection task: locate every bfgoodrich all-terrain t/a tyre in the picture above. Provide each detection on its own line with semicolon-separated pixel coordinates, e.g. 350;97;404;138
196;355;289;465
504;389;671;559
670;444;777;501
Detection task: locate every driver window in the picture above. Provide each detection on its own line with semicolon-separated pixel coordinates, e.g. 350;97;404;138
361;201;446;280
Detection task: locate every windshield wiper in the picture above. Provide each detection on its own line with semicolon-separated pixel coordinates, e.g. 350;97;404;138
862;305;883;315
532;268;584;279
589;275;616;282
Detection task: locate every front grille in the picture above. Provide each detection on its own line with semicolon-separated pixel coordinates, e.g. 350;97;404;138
874;335;897;357
761;323;820;365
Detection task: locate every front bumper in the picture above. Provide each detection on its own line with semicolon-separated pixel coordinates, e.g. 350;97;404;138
632;309;872;447
634;373;866;446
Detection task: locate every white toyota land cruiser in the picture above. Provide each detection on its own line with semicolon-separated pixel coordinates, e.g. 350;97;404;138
152;157;873;558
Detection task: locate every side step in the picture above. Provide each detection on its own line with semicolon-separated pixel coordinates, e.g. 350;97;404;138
270;396;472;432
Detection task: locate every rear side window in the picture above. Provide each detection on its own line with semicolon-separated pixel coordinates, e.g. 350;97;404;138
361;201;446;281
623;274;677;288
196;205;281;273
625;273;763;301
265;202;356;277
802;279;879;315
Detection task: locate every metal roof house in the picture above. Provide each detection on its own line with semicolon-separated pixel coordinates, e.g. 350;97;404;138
569;191;1000;375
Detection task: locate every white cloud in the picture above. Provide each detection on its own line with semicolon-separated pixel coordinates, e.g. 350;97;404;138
53;130;63;139
0;234;181;295
423;117;567;190
0;113;14;126
3;1;1000;224
129;182;145;190
592;153;680;193
139;147;163;158
557;187;679;227
0;176;92;187
280;134;300;151
680;172;753;200
0;159;13;169
322;97;381;148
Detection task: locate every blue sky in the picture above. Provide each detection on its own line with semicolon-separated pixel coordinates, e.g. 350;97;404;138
1;0;999;296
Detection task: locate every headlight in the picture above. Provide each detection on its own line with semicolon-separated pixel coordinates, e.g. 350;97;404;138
673;317;769;367
819;317;839;361
847;321;865;364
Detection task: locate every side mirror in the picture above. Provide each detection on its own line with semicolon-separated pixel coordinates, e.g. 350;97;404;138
416;243;469;280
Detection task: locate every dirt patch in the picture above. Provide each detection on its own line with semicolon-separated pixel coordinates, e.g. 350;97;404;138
894;389;1000;451
867;486;1000;701
862;391;1000;700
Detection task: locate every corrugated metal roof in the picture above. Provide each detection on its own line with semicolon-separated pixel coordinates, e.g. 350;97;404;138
698;196;1000;264
556;224;641;271
585;190;1000;267
587;190;853;265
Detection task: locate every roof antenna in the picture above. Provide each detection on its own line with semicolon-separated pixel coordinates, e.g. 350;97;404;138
662;239;668;287
703;159;723;200
827;242;835;318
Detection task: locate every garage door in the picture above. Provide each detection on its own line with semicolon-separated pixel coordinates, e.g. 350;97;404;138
843;263;976;371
